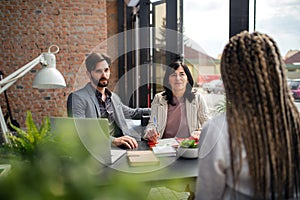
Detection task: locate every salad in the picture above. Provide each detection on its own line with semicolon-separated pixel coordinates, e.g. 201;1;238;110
177;136;199;148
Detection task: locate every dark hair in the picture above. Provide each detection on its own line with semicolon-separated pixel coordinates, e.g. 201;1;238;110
162;61;195;105
221;31;300;199
85;53;111;72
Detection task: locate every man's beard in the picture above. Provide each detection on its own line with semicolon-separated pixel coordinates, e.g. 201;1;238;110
91;76;109;88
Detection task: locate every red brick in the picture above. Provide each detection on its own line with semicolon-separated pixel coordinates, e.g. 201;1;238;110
0;0;119;127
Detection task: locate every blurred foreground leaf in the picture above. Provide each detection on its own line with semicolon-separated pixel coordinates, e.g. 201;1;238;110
0;113;191;199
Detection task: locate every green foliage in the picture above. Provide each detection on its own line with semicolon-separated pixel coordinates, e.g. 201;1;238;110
179;139;198;148
0;137;180;200
2;111;51;158
0;112;190;199
0;147;150;200
215;98;226;114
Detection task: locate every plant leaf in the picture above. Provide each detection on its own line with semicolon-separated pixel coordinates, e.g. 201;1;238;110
25;111;39;145
38;117;51;143
4;111;52;157
215;98;226;114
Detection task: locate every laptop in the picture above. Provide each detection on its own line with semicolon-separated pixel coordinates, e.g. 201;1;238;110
50;117;126;165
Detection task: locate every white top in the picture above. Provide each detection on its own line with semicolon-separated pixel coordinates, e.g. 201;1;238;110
195;114;254;200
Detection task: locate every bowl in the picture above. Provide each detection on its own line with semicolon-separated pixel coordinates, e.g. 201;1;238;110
177;147;198;158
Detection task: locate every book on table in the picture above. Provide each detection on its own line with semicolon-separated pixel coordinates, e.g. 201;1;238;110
127;150;160;166
150;138;178;157
155;138;179;147
152;146;177;157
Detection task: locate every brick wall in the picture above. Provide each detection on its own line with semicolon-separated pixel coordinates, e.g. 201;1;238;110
106;0;119;91
0;0;113;127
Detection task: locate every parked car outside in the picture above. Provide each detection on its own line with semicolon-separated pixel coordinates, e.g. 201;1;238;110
213;80;224;94
289;79;300;100
197;74;221;87
202;79;222;93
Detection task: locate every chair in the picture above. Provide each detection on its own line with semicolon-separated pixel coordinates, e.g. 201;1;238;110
67;92;73;117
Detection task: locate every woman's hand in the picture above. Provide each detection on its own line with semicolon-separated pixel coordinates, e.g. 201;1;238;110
191;130;201;140
145;128;160;143
112;135;138;149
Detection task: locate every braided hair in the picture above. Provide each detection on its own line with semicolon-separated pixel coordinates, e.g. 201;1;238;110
221;31;300;199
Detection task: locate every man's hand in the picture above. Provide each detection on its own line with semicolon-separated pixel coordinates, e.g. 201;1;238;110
112;135;138;149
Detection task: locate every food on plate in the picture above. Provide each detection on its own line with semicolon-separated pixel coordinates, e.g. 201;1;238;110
177;136;199;148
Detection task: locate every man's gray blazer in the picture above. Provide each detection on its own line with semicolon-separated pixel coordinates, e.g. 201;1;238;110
71;83;150;140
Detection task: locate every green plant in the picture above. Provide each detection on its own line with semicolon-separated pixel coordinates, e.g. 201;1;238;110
0;115;188;199
2;111;51;157
179;137;199;148
215;98;226;114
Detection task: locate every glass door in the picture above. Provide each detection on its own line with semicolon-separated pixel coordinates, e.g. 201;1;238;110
151;0;183;98
152;1;167;95
123;0;183;107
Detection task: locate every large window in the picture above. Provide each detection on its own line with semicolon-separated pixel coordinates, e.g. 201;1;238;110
183;0;300;60
183;0;229;59
181;0;300;115
122;0;300;110
250;0;300;79
250;0;300;57
183;0;229;88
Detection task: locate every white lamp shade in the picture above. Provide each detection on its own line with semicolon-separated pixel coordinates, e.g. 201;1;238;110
32;67;66;89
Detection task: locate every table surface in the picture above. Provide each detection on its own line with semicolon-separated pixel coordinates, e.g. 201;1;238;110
98;139;199;185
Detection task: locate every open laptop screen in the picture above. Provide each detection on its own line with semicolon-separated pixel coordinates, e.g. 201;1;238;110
50;117;125;165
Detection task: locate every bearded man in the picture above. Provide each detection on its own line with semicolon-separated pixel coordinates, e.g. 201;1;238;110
71;53;150;149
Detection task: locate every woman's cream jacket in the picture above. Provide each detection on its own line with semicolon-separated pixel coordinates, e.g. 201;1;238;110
145;89;210;138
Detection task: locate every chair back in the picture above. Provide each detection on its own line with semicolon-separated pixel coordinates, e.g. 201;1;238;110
67;92;73;117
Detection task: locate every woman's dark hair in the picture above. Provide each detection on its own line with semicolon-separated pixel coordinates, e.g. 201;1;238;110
162;61;195;105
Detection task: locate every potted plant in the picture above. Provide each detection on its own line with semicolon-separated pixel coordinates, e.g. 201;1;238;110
0;111;52;161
